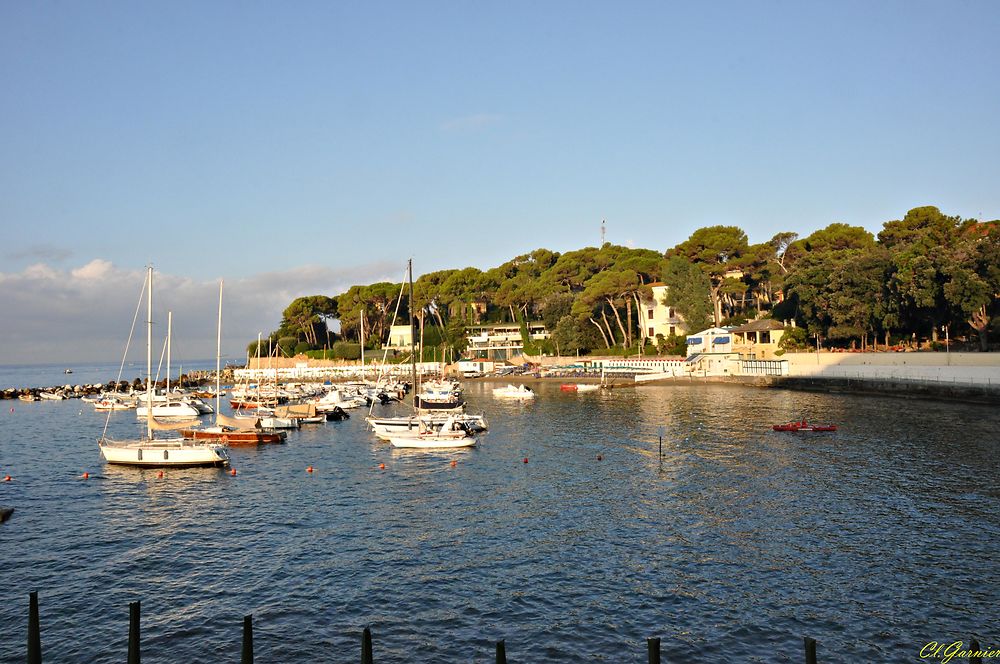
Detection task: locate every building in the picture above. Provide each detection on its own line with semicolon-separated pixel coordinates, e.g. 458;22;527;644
685;327;733;356
386;324;414;350
466;323;550;361
637;283;686;343
730;319;788;360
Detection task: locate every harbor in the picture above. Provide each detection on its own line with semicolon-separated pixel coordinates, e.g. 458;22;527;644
2;377;999;662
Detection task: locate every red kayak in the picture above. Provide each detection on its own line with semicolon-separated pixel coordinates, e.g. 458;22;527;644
773;420;837;432
560;384;579;392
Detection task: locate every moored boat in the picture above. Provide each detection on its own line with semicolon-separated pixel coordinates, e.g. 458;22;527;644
493;384;535;400
773;420;837;432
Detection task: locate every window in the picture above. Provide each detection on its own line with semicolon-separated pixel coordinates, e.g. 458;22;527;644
669;326;676;336
648;327;654;337
647;309;654;319
667;307;674;318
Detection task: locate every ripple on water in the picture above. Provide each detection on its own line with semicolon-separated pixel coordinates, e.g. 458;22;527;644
1;383;999;662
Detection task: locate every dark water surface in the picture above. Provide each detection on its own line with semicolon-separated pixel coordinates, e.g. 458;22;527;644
1;382;998;662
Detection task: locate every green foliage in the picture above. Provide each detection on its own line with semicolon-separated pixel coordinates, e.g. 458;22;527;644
330;341;361;360
661;256;712;330
655;333;687;356
254;208;999;358
293;342;314;355
778;326;808;351
276;336;298;358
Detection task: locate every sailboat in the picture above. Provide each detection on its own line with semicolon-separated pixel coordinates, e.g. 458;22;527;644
180;280;286;445
386;260;477;449
98;267;231;468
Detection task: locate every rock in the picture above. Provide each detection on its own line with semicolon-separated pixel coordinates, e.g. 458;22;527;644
0;507;13;524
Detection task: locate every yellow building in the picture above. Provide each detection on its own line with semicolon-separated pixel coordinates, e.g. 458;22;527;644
637;283;686;343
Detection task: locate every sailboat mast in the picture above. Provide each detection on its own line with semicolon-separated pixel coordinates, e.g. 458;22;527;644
408;259;417;409
146;267;153;441
216;280;223;426
361;309;365;382
166;311;172;397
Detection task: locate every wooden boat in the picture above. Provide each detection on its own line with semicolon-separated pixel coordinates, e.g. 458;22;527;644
180;425;286;446
772;420;838;432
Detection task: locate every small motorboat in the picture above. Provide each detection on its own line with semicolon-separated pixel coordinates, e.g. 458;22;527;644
561;383;598;393
493;384;535;400
773;420;837;432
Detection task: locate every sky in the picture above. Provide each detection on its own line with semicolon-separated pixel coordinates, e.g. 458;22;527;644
2;1;998;364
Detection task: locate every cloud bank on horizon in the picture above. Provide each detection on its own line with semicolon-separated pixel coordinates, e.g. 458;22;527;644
0;258;401;365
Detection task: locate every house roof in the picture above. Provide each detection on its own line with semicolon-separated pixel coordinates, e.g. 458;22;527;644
731;319;786;333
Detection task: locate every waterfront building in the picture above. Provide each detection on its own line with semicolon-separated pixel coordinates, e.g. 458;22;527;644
466;323;550;361
730;319;788;360
638;283;687;343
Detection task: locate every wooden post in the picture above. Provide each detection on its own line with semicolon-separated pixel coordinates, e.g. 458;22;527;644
803;636;817;664
970;639;982;664
361;626;373;664
128;601;140;664
647;637;661;664
496;639;507;664
27;591;42;664
241;615;253;664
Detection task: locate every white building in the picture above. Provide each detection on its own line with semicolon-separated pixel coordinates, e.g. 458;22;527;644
466;323;550;361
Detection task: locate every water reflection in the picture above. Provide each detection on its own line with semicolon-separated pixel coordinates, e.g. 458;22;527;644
1;383;999;662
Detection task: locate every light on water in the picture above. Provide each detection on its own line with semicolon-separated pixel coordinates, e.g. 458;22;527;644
1;381;999;662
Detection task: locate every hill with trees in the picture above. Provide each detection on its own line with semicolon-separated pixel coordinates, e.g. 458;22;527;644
250;206;999;360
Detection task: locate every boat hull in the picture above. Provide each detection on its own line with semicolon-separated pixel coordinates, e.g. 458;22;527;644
99;439;230;467
179;428;286;445
388;435;477;449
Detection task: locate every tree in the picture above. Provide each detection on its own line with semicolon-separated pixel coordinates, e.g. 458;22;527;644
661;256;712;331
551;315;585;356
667;226;750;325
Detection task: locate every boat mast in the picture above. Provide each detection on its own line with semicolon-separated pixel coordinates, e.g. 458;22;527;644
166;310;172;397
361;308;365;383
216;280;223;426
146;266;153;441
408;259;417;411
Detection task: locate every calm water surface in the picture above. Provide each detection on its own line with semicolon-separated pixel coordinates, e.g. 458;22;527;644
1;382;998;662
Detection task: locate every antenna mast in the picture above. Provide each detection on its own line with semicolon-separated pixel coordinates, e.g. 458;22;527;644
601;218;606;245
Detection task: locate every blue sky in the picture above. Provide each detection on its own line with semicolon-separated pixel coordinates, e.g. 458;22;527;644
2;1;998;363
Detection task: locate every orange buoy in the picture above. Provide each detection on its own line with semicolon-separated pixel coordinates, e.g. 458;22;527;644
82;472;90;479
450;460;457;468
230;468;237;476
157;471;164;479
3;474;11;481
306;466;314;473
378;463;385;470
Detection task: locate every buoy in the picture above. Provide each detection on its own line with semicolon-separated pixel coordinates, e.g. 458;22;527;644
230;468;237;476
3;475;10;482
10;407;14;413
157;471;164;479
450;460;457;468
596;454;603;461
81;472;89;479
378;463;385;470
306;466;314;473
523;457;529;464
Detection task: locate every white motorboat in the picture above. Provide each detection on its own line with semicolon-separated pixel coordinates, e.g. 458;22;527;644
39;391;66;400
492;384;535;400
135;401;202;419
367;413;488;439
386;417;478;448
98;267;230;469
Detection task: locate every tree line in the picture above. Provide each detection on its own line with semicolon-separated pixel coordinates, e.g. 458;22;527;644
250;206;999;359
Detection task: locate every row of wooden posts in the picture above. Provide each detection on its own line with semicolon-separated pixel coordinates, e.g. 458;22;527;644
25;591;983;663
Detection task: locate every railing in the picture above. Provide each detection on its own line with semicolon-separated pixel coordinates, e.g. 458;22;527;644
19;593;905;664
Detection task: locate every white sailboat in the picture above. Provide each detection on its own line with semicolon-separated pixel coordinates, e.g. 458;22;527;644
98;267;230;468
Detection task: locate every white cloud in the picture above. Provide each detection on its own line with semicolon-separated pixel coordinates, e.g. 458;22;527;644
0;259;399;364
